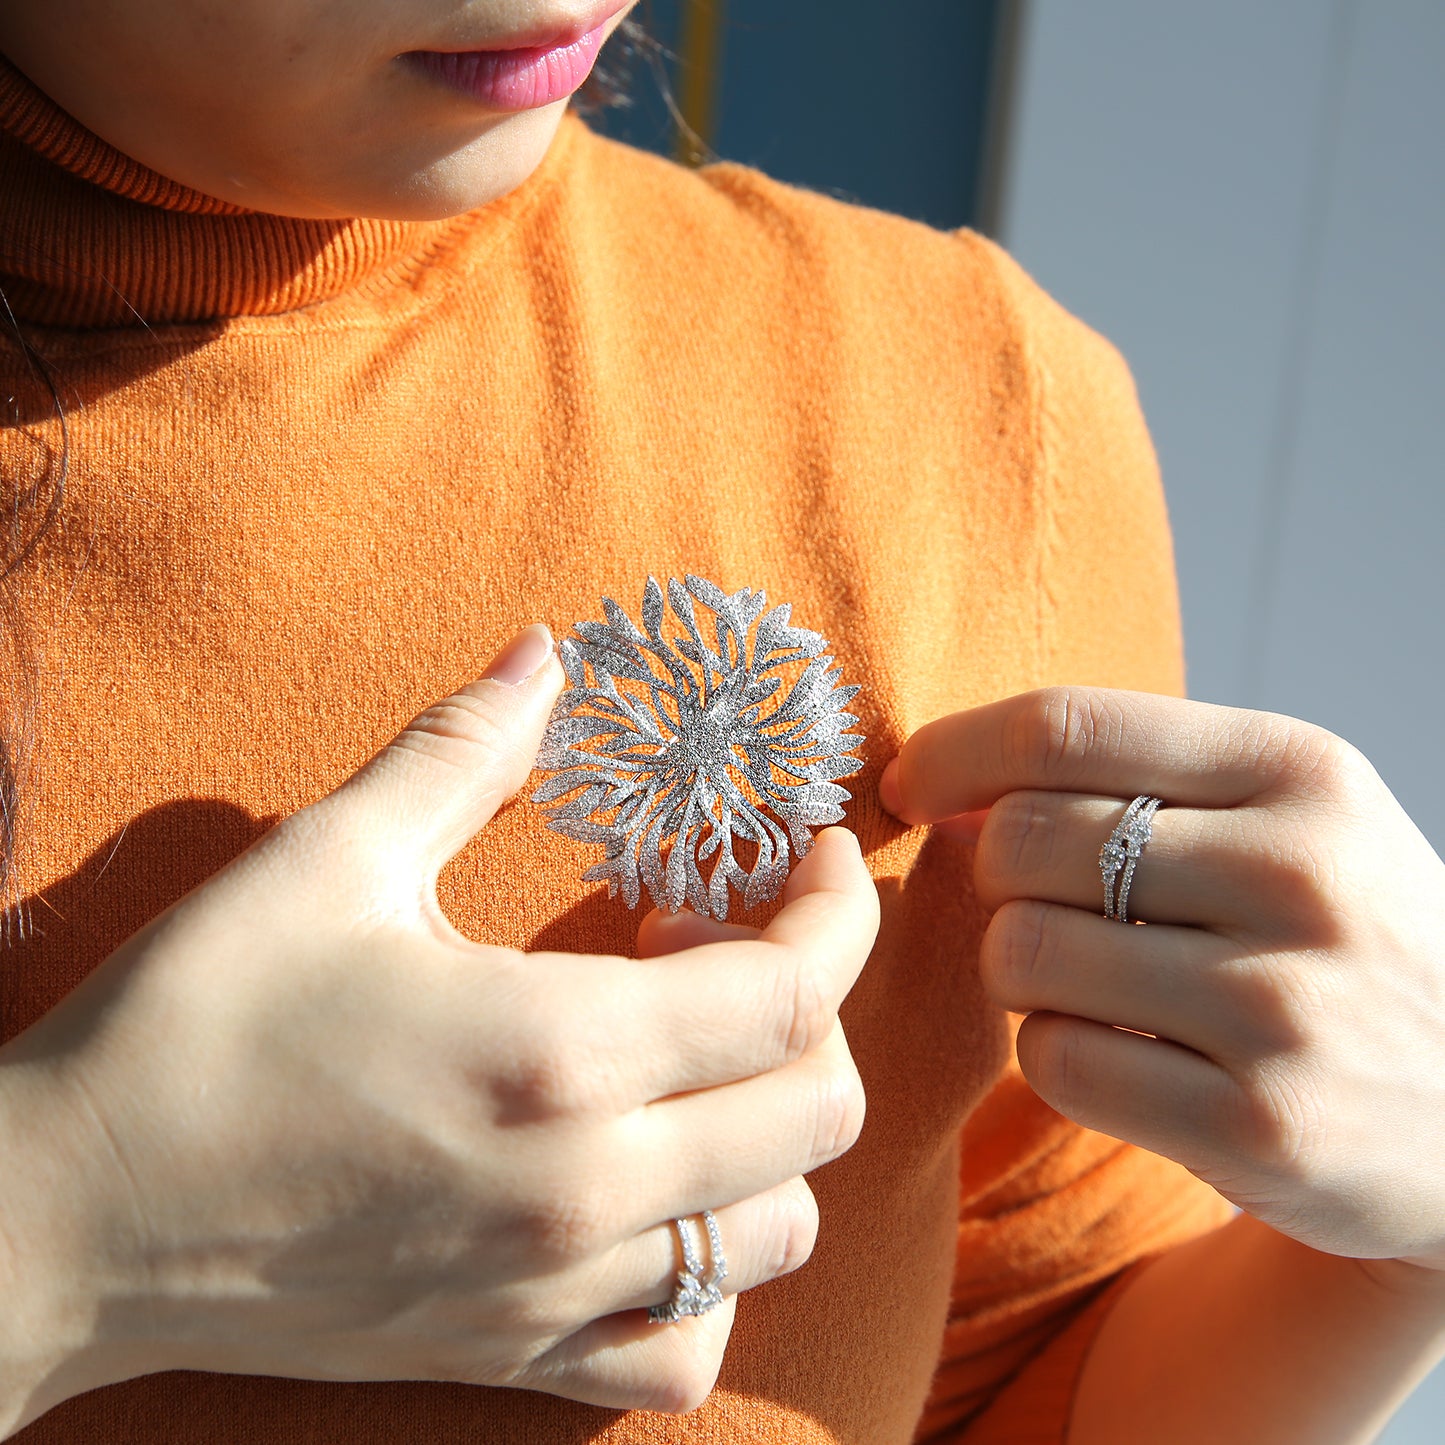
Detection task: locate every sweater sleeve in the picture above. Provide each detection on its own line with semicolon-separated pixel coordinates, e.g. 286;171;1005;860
912;239;1235;1444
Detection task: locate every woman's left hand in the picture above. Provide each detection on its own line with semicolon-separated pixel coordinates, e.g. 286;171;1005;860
880;687;1445;1279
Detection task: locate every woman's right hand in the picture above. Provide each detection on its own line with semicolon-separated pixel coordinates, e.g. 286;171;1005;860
0;624;878;1435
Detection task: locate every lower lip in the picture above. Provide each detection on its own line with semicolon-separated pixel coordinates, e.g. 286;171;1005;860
407;22;610;112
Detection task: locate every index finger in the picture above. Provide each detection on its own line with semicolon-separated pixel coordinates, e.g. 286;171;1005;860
881;687;1308;825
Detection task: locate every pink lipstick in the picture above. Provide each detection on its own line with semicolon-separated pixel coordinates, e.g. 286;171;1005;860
406;15;617;112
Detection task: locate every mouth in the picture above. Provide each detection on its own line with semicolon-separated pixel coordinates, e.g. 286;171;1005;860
402;1;633;112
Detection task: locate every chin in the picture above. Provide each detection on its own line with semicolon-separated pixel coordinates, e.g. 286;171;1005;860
325;103;569;223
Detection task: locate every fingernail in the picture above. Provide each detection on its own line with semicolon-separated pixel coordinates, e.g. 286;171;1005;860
482;623;554;686
879;759;904;817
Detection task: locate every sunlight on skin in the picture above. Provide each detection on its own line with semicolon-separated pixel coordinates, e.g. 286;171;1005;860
0;0;641;217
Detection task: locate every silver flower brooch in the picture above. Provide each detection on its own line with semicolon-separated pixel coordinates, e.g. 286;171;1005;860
531;575;865;919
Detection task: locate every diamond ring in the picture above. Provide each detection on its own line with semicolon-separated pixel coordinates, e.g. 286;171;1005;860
1099;795;1164;924
647;1211;728;1324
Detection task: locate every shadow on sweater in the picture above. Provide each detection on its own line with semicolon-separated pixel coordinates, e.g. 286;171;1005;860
1;798;275;1045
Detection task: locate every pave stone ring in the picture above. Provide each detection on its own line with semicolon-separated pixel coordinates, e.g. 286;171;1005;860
647;1211;729;1324
1099;795;1164;924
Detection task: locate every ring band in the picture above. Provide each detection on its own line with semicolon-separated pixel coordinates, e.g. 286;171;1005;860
1099;795;1163;924
647;1211;728;1324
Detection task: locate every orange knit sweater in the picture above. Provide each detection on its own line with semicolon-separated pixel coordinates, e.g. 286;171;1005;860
0;57;1230;1444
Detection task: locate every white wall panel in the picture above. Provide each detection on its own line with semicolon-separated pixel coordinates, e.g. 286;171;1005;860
998;2;1445;1436
1252;1;1445;847
1000;0;1444;839
1002;0;1343;707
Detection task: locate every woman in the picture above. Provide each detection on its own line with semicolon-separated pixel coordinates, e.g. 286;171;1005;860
0;2;1441;1441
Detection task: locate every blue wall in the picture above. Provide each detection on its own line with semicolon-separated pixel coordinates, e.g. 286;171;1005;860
588;0;1004;231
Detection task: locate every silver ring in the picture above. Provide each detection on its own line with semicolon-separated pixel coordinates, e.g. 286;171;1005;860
647;1211;728;1324
1099;795;1163;924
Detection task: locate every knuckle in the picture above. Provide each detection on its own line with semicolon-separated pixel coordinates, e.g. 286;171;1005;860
1246;715;1376;809
979;900;1052;1005
411;693;506;746
1017;1012;1093;1121
518;1191;611;1269
484;1001;620;1125
978;793;1059;891
1047;1029;1091;1116
1294;729;1378;809
770;963;831;1065
1232;1064;1328;1183
808;1051;866;1164
761;1180;820;1279
645;1357;722;1415
393;695;518;776
486;1019;588;1122
487;1050;577;1124
1013;687;1121;783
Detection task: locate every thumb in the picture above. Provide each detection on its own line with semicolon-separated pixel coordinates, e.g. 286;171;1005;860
332;623;564;873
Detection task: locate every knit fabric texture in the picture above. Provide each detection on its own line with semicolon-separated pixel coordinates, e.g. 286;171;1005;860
0;54;1230;1444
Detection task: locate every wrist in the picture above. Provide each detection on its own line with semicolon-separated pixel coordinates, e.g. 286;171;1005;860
0;1054;155;1438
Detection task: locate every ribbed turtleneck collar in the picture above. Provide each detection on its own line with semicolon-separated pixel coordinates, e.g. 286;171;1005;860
0;54;581;328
